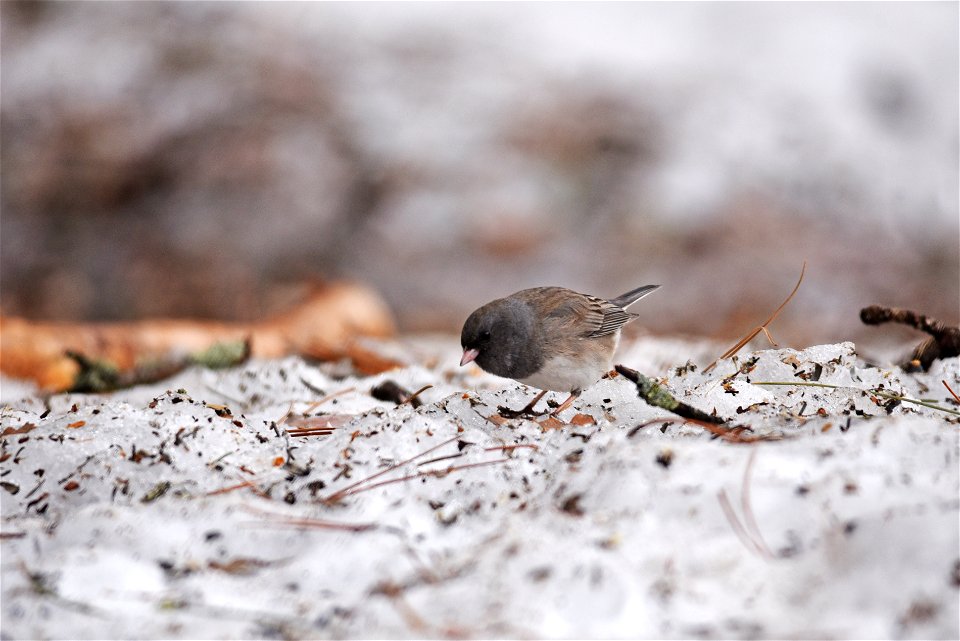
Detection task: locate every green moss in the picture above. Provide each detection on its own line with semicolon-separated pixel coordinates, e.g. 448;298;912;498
190;340;249;369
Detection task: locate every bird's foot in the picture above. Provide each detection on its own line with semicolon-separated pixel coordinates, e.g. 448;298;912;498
548;391;580;417
498;390;549;419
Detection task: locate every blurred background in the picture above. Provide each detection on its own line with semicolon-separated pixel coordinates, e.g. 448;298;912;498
2;2;957;357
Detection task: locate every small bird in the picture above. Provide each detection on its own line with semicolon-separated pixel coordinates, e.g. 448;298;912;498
460;284;660;416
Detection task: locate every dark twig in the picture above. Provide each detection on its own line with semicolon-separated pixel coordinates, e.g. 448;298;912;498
371;381;422;408
860;305;960;371
616;365;782;442
615;365;725;425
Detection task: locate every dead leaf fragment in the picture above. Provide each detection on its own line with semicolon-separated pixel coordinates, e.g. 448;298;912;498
66;420;86;429
1;423;37;438
207;557;274;576
538;416;565;432
0;282;395;391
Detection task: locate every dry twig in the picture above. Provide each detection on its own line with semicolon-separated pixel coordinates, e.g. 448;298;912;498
860;305;960;371
0;282;395;391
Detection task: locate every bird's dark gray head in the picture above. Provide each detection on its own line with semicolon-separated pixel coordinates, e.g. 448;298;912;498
460;297;542;379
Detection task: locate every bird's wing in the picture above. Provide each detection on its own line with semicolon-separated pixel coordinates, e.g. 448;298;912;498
524;287;637;338
583;294;638;338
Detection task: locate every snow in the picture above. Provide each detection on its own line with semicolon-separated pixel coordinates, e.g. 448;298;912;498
1;336;957;639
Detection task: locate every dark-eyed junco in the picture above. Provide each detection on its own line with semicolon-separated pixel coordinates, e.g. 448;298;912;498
460;284;660;416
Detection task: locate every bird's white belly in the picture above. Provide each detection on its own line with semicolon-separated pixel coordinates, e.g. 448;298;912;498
517;346;614;393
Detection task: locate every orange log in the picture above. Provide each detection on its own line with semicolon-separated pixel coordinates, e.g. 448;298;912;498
0;281;396;391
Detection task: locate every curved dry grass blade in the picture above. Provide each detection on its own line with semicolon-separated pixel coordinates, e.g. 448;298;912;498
332;458;510;500
704;261;806;373
323;434;461;504
718;451;775;560
755;381;960;417
717;489;764;557
739;450;775;558
239;505;377;532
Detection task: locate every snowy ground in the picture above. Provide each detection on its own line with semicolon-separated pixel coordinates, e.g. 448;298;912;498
1;336;958;639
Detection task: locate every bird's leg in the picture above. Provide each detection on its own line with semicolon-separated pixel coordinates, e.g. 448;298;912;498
550;389;581;417
498;389;548;418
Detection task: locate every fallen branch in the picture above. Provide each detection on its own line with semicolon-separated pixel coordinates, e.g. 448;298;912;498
370;381;432;408
615;365;725;425
860;305;960;371
0;282;396;391
65;343;249;393
704;261;806;373
615;365;777;442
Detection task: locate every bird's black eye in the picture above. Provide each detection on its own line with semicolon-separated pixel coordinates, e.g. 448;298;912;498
480;330;491;341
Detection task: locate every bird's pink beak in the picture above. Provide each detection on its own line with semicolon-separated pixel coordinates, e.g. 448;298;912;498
460;348;479;367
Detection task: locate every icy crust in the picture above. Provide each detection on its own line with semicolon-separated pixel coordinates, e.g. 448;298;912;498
660;341;958;431
1;340;958;640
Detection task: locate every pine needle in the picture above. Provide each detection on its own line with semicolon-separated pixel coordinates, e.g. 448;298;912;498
704;261;806;373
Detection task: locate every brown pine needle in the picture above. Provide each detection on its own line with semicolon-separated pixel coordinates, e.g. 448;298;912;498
683;417;783;443
206;479;271;499
323;435;461;504
288;429;337;438
416;452;465;467
330;458;510;501
485;444;539;453
251;517;376;532
943;380;960;405
206;480;258;496
705;261;807;373
239;505;377;531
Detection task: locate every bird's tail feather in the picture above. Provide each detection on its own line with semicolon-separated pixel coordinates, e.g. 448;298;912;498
611;284;661;308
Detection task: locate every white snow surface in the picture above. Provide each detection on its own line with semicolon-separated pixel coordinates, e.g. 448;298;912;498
1;337;958;639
